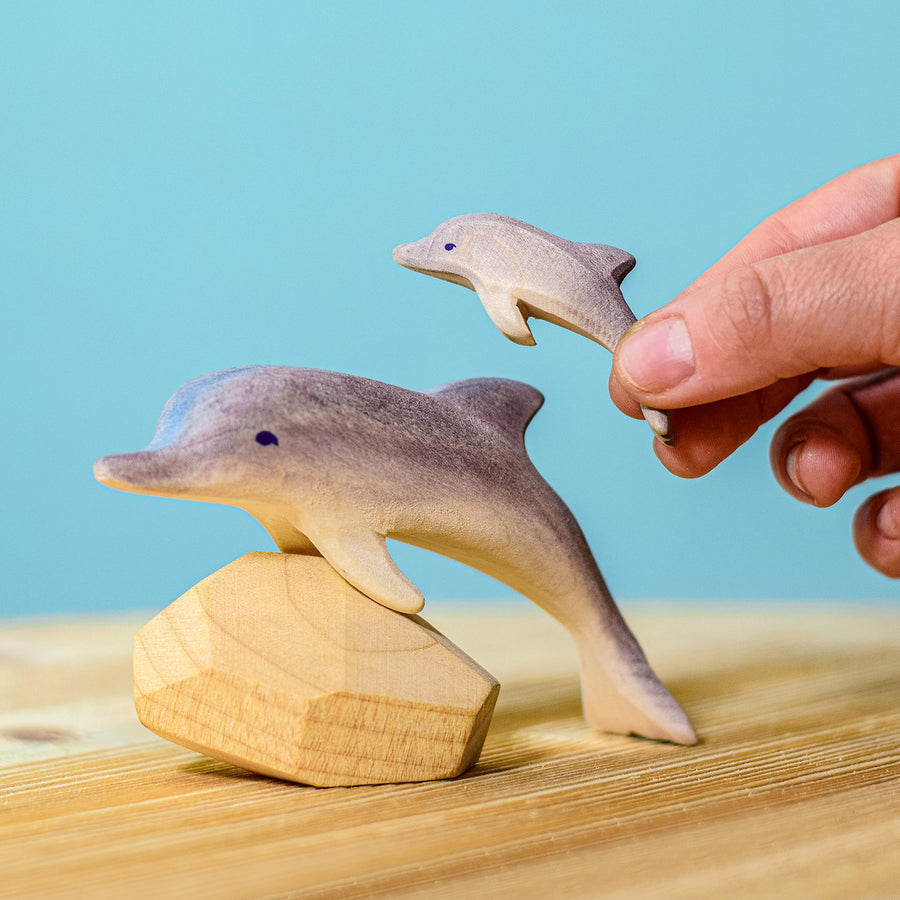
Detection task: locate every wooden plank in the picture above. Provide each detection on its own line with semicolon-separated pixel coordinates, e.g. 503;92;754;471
1;602;898;899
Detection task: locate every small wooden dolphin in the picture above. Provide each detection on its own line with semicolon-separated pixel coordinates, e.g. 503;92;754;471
392;213;673;444
94;366;695;744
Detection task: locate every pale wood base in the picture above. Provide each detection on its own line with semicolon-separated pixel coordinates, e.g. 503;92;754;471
133;552;499;786
2;602;898;898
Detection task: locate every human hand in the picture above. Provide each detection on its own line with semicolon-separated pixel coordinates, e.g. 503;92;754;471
609;154;900;576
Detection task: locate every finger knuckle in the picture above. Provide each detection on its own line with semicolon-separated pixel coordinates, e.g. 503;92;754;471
873;222;900;288
760;210;803;256
855;223;900;362
716;265;778;357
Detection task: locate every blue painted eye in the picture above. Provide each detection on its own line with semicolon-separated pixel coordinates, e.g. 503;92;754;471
444;242;456;251
255;431;279;446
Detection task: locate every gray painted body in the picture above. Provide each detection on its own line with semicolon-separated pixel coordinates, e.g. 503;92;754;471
393;213;673;444
94;366;694;744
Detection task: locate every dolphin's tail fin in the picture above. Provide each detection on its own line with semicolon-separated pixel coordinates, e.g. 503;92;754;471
575;637;696;745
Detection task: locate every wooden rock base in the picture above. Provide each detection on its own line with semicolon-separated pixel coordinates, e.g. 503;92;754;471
133;552;500;786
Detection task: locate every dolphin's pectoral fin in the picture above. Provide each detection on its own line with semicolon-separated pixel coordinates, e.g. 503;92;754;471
476;288;536;346
309;527;425;615
245;508;321;555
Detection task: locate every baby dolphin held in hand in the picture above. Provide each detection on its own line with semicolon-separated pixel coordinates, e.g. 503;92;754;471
393;213;673;444
94;366;695;745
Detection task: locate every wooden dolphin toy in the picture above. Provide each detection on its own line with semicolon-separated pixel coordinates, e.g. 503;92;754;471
94;366;694;745
392;213;673;445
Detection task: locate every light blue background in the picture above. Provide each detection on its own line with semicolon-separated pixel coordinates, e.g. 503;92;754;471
3;1;898;616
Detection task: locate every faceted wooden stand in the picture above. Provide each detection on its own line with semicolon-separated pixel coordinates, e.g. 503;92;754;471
133;552;500;787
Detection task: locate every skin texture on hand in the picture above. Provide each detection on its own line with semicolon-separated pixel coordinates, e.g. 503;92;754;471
609;154;900;577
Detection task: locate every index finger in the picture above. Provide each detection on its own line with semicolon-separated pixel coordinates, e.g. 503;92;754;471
682;153;900;296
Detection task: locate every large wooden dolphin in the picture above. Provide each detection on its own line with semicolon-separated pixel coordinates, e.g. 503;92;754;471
393;213;673;445
94;366;695;744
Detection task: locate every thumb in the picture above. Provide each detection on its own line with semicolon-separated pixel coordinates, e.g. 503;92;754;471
612;219;900;408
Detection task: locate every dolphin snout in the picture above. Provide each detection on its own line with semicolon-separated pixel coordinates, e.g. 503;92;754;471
93;455;114;485
93;450;190;496
94;452;151;493
393;236;467;285
391;241;420;269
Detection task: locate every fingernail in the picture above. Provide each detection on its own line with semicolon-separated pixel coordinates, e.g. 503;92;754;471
784;434;860;507
875;500;900;540
617;318;695;392
785;443;813;503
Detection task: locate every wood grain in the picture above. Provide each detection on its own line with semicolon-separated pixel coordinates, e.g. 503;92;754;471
2;602;898;899
133;553;499;785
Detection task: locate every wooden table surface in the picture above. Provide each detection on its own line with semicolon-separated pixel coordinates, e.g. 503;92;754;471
1;600;898;899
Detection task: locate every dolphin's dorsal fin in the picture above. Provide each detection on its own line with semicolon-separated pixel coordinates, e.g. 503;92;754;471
428;378;544;445
583;243;636;286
